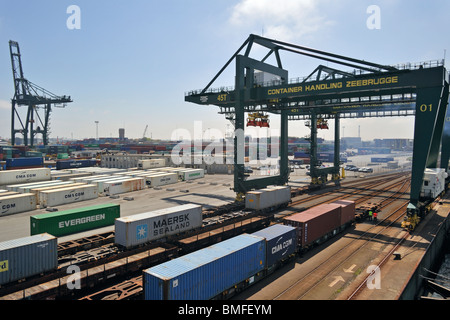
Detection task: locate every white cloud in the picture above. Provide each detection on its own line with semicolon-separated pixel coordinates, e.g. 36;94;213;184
229;0;331;42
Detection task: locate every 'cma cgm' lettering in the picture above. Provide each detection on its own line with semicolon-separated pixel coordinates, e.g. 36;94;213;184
58;214;105;228
271;238;293;254
65;192;85;199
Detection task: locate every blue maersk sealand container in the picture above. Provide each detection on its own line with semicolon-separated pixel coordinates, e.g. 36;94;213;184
252;224;297;269
143;234;266;300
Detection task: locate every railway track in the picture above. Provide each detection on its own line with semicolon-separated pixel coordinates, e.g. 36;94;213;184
0;172;412;300
272;177;411;300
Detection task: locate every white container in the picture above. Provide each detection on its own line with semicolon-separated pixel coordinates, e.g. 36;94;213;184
39;184;98;208
146;173;178;187
6;180;68;192
138;159;166;170
91;177;131;193
69;174;110;184
0;193;37;216
102;177;146;195
114;204;203;248
18;180;75;194
421;168;448;199
180;169;205;181
31;183;87;205
0;168;51;186
245;186;291;210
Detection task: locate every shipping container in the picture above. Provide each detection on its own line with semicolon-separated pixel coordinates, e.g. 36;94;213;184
146;173;178;187
179;169;205;181
6;157;43;168
51;172;93;181
91;176;131;193
115;204;202;248
0;233;58;286
56;159;97;170
245;186;291;210
252;224;297;269
74;174;112;184
283;204;341;248
137;159;166;169
143;234;266;300
18;180;76;194
371;157;395;163
0;194;37;216
332;200;356;225
30;203;120;237
0;168;51;186
31;183;86;206
39;184;98;208
103;177;146;195
421;168;448;199
6;180;68;193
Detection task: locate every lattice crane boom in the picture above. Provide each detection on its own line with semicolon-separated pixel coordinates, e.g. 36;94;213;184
9;40;72;146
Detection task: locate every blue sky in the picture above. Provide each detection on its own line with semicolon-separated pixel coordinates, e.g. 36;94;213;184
0;0;449;142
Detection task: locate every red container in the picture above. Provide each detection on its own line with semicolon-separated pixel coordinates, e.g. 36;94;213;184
332;200;356;225
284;204;341;247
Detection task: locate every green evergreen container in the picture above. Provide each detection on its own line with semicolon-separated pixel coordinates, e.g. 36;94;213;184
30;203;120;237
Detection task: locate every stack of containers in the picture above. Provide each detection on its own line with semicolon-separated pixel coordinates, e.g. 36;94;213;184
114;204;202;248
0;233;58;286
143;234;266;300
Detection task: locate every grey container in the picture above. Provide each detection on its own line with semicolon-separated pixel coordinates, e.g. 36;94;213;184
114;204;203;248
0;233;58;286
245;186;291;210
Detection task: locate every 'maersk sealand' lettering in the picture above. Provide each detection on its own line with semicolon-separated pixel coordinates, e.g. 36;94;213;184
153;213;190;236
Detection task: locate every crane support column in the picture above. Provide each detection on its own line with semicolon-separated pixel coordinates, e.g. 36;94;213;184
333;113;341;181
410;83;449;206
441;103;450;173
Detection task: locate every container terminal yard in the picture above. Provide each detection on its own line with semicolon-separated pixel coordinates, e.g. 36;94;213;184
1;34;450;303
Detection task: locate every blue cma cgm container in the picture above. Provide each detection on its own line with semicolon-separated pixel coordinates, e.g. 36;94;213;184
143;234;266;300
252;224;297;269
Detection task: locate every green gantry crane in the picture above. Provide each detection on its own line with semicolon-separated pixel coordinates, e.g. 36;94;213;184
185;34;449;230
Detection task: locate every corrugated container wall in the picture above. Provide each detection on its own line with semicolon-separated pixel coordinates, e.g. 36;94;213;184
30;203;120;237
332;200;355;225
115;204;202;248
252;224;297;268
0;233;58;286
143;234;266;300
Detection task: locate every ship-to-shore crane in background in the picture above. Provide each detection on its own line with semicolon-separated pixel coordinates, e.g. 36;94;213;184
9;40;72;147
